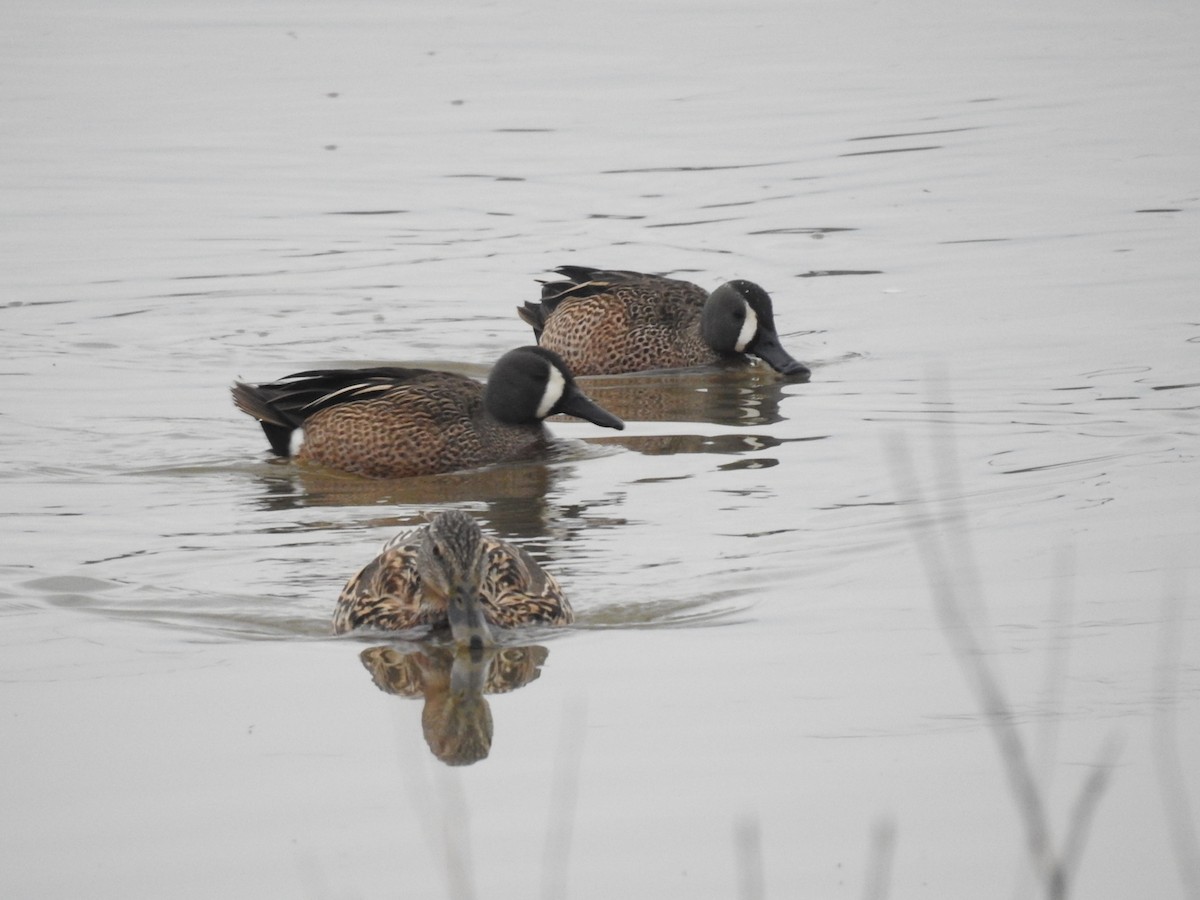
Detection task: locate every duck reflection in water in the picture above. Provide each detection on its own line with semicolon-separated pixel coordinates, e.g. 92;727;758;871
359;643;549;766
545;358;819;459
565;365;799;428
252;458;562;545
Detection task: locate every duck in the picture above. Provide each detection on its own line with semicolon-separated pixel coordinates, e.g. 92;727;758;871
232;345;624;478
332;509;572;648
517;265;811;378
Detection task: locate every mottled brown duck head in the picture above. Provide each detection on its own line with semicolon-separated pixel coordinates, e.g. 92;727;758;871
417;510;495;650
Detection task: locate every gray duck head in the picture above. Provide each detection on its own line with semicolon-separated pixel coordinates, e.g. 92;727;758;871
484;345;625;429
700;281;810;379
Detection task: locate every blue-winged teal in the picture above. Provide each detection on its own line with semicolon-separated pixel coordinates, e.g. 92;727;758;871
333;509;572;648
232;345;624;478
518;266;811;378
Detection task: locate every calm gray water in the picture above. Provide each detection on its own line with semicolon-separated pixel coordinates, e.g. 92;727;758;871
3;1;1198;897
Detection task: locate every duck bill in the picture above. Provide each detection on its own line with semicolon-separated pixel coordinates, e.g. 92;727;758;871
751;331;811;379
556;385;626;430
450;645;494;692
447;586;495;651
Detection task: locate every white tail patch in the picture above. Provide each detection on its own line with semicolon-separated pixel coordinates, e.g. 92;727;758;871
536;366;566;418
734;303;758;352
290;428;306;457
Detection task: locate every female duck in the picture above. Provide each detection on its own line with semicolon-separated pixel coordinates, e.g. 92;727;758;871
333;509;572;648
518;266;810;378
232;345;623;478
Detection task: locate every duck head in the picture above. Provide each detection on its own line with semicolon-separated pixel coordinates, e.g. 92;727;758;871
484;346;625;429
701;281;810;379
419;511;495;650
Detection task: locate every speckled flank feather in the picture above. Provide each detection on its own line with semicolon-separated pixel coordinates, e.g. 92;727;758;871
297;386;537;478
234;367;544;479
332;517;573;636
520;267;713;375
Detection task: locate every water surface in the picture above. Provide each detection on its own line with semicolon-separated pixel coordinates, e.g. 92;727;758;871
3;1;1198;897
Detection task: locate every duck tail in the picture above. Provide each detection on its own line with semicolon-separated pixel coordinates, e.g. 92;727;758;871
516;301;548;339
522;267;611;339
231;382;297;457
551;265;606;284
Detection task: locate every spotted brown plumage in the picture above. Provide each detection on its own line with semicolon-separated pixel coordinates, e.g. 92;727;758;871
232;345;623;478
332;510;573;644
518;265;811;378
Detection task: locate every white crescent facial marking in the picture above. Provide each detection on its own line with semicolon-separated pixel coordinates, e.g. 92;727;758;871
734;303;758;352
536;366;566;419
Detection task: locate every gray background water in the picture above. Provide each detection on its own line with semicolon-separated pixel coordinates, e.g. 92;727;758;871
3;1;1197;897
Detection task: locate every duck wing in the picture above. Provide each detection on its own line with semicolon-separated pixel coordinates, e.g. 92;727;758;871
232;367;473;456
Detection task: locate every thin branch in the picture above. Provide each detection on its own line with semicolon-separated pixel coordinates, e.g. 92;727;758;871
1036;546;1077;792
541;697;588;900
889;427;1120;899
861;817;896;900
888;437;1055;882
1154;581;1200;896
735;814;766;900
1056;732;1123;886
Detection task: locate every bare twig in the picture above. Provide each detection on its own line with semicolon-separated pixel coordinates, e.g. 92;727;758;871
861;817;896;900
1035;546;1077;792
1056;732;1122;882
541;697;588;900
735;814;766;900
1154;580;1200;896
888;437;1055;881
433;767;477;900
888;421;1120;900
